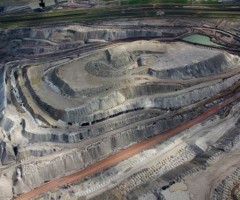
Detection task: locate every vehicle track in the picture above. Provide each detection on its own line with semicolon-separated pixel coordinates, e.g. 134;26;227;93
14;91;240;200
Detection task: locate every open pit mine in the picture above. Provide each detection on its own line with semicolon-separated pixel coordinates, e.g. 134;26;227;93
0;16;240;200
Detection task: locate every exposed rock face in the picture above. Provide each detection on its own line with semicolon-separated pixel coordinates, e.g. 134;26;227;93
13;167;31;195
22;109;198;144
0;140;15;165
14;44;238;124
10;111;197;192
0;67;5;118
86;107;240;200
0;20;240;200
148;53;231;79
46;28;164;42
0;176;13;200
232;185;240;200
0;26;188;56
212;168;240;200
49;69;76;97
59;74;240;123
1;117;14;133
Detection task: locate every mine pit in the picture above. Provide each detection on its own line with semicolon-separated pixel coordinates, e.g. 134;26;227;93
0;13;240;200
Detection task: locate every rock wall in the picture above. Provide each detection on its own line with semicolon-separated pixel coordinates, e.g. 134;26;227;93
212;167;240;199
0;139;16;165
49;68;76;97
88;105;240;200
0;67;5;118
0;26;186;56
23;110;196;144
62;74;240;123
12;111;197;194
148;53;232;79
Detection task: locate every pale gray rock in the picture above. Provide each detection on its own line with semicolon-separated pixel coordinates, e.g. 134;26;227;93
13;167;31;195
0;176;13;200
1;118;14;133
148;53;230;79
0;140;16;165
0;66;5;119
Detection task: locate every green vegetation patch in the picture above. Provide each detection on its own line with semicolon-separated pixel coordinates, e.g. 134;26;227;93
1;6;240;29
121;0;222;5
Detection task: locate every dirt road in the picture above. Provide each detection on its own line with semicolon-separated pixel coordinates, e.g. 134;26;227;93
14;92;240;200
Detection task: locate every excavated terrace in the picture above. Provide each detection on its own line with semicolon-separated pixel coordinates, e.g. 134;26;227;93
0;19;240;200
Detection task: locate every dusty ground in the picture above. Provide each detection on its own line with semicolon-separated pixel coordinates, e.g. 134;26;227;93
0;18;240;200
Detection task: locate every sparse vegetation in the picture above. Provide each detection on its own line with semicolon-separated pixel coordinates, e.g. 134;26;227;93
0;5;240;29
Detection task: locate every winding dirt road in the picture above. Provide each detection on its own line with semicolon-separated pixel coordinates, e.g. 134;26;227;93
15;92;240;200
